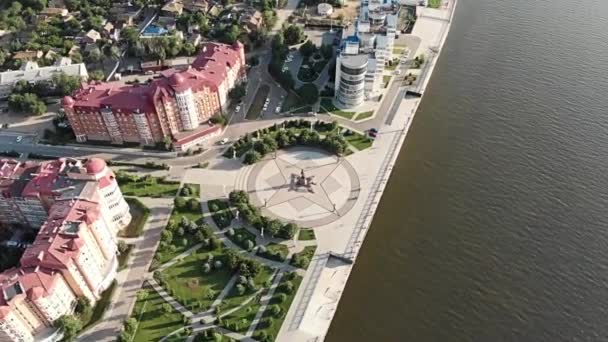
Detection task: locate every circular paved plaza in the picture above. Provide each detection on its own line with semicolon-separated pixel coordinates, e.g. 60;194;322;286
246;147;360;227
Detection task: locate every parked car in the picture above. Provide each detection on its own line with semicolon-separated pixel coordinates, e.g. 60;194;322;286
235;105;241;112
16;136;23;143
218;138;229;145
275;106;281;113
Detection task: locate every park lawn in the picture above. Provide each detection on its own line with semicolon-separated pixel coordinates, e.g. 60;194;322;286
118;244;134;271
429;0;441;8
156;206;205;264
254;273;303;341
220;265;274;312
119;198;149;238
319;98;355;120
82;281;116;330
298;229;316;241
118;174;180;197
258;242;289;262
355;111;374;121
227;227;257;250
208;199;234;229
130;285;184;342
161;248;233;312
290;245;317;269
180;183;201;197
345;133;373;151
246;84;271;120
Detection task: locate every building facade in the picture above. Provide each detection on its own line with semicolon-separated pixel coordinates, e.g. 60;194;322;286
0;158;129;342
62;42;246;151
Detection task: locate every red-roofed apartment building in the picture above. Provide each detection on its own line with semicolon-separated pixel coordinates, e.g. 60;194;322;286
62;41;246;152
0;158;129;341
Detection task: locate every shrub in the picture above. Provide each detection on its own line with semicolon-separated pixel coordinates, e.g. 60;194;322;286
278;281;294;294
236;284;246;295
174;197;186;209
270;304;281;317
187;198;200;212
243;151;262;164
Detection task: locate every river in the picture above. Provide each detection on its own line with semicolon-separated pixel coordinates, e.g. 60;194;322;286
326;0;608;340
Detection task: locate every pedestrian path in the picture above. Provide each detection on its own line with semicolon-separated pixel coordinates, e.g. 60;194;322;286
158;242;203;271
192;275;238;324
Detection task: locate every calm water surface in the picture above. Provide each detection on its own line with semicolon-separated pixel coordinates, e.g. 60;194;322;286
327;0;608;341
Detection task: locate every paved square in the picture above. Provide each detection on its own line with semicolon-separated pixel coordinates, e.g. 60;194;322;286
246;147;360;227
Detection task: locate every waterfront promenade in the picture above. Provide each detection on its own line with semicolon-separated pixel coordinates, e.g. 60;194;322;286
276;2;458;341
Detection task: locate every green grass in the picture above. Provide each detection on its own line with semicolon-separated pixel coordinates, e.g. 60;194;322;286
117;173;180;197
227;227;257;250
208;199;234;229
119;198;149;238
258;242;289;262
254;273;303;340
130;285;185;342
298;229;315;241
155;206;205;264
355;111;374;121
345;133;373;151
179;183;200;197
429;0;441;8
319;98;355;119
82;281;117;330
118;244;134;271
161;247;233;312
246;84;271;120
219;265;274;312
393;47;405;55
290;245;316;269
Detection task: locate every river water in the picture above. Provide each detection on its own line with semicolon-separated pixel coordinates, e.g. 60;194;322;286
327;0;608;341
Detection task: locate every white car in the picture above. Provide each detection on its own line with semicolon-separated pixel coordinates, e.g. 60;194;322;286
219;138;229;145
16;136;23;143
235;105;241;112
395;70;402;75
275;106;281;113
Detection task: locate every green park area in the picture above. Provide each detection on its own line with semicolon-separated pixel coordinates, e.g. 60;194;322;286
219;265;274;312
429;0;441;8
208;199;234;229
258;242;289;262
246;84;270;120
290;246;316;269
157;248;233;312
226;227;257;251
344;132;374;151
354;111;374;121
126;286;186;342
116;171;180;197
119;198;149;238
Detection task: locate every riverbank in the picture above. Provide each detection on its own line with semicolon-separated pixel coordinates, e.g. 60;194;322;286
276;1;458;341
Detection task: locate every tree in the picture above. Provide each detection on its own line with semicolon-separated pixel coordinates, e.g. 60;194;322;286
174;196;186;209
222;25;241;44
229;190;249;205
278;223;297;239
162;303;172;315
8;93;47;115
270;304;281;317
136;289;149;301
187;198;199;212
283;25;304;45
117;240;129;254
243;151;262;165
297;83;319;105
74;297;91;316
54;315;82;341
278;280;294;294
161;230;173;243
124;317;137;333
299;40;315;58
236;284;246;295
229;82;247;102
88;69;105;81
266;219;282;237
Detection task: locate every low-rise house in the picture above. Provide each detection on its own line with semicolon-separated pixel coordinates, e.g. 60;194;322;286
102;22;114;36
207;5;221;17
183;0;208;12
109;3;142;27
240;9;263;33
12;50;43;62
83;29;101;44
161;0;184;17
0;63;88;98
39;7;69;20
